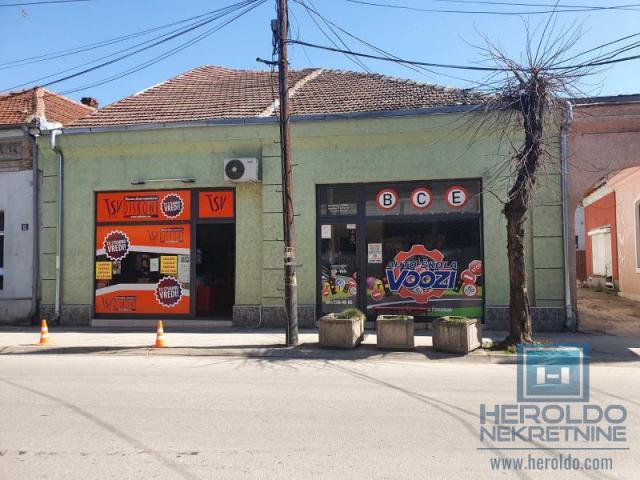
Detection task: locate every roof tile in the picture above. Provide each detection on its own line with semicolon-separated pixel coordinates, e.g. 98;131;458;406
0;87;95;126
69;65;483;128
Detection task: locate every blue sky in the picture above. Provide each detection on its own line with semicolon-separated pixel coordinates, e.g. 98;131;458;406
1;0;638;106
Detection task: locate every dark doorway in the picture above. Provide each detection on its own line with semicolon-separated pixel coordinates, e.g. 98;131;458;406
195;223;235;318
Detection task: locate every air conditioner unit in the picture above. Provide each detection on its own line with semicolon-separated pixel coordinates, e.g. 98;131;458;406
223;157;261;182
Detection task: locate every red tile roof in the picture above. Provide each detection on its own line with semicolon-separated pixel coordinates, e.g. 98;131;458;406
69;65;482;128
0;87;95;126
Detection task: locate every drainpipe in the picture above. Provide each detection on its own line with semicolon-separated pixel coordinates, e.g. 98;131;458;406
51;130;63;325
561;101;575;330
27;125;40;324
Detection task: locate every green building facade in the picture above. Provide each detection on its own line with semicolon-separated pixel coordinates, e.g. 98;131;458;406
37;108;567;330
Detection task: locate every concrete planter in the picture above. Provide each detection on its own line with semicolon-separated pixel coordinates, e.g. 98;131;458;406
318;314;365;349
376;315;414;350
432;317;481;354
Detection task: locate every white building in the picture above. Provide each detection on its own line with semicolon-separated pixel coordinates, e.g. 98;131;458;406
0;88;93;324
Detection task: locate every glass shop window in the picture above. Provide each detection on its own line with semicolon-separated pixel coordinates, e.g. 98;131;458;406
365;180;481;216
365;218;484;320
319;186;358;217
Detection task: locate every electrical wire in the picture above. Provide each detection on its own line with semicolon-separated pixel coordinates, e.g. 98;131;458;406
59;0;267;94
290;40;508;71
290;38;640;71
345;0;640;15
0;5;248;70
2;0;260;92
0;0;91;6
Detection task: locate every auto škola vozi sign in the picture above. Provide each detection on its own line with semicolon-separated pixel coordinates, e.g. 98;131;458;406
320;181;483;320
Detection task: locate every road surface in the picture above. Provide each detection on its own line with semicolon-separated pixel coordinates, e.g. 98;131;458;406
1;354;638;479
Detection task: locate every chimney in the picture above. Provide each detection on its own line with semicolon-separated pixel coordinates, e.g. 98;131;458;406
80;97;99;108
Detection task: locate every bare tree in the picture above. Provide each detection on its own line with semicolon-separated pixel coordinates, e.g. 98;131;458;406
476;19;598;347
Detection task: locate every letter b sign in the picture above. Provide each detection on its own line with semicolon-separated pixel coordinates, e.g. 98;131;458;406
376;189;398;210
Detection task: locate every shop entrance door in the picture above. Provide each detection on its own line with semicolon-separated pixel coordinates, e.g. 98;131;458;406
195;223;235;318
318;222;360;316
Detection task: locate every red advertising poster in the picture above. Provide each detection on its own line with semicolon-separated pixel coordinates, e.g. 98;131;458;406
198;190;234;219
95;224;191;315
96;190;191;223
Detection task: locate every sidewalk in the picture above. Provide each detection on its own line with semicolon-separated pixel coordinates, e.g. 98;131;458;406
1;326;639;366
578;286;640;337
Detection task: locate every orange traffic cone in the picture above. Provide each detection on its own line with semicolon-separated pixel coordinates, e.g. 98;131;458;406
38;319;50;346
153;320;167;348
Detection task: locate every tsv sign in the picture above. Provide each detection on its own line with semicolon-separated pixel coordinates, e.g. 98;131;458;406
384;245;458;304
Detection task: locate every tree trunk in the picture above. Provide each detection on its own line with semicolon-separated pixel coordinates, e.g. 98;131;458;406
502;195;534;346
500;81;544;348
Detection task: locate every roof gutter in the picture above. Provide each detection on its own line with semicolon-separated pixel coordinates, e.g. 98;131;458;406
54;103;490;135
27;124;40;325
50;129;63;325
560;100;576;331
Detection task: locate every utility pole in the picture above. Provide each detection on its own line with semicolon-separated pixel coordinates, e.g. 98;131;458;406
275;0;299;346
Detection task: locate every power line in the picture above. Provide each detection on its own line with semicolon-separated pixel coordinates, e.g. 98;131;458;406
298;0;373;72
345;0;640;15
290;39;508;70
60;0;267;95
0;5;240;70
432;0;640;10
293;0;492;87
0;0;91;6
3;0;260;92
290;38;640;71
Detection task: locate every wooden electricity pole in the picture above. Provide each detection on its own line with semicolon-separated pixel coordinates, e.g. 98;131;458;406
276;0;299;346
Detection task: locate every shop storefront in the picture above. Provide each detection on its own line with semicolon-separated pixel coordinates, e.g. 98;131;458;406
94;188;236;319
317;180;484;323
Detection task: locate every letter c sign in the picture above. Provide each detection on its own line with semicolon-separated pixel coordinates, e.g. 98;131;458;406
376;189;398;210
410;187;432;210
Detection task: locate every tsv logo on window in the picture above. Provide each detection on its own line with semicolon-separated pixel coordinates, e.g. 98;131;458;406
517;345;590;403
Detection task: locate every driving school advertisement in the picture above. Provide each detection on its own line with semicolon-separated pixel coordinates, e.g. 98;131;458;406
96;190;191;223
366;245;483;319
95;224;191;315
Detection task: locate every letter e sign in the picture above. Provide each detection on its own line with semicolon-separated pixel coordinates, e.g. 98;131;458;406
445;186;468;209
198;190;234;218
376;189;398;210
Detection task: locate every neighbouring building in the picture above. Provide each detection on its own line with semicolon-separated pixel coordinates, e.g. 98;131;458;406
37;66;568;330
568;95;640;310
0;88;94;324
583;168;640;300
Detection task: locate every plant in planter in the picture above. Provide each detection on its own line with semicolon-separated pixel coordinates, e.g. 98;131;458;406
376;314;415;350
318;308;366;349
432;316;482;354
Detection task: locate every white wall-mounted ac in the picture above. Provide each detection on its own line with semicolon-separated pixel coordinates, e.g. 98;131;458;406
223;157;261;182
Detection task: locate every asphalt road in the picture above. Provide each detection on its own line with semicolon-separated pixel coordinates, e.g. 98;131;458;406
0;354;638;479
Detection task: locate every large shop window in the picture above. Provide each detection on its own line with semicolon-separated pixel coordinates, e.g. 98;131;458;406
0;212;4;290
318;180;484;321
95;191;193;315
94;189;236;318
